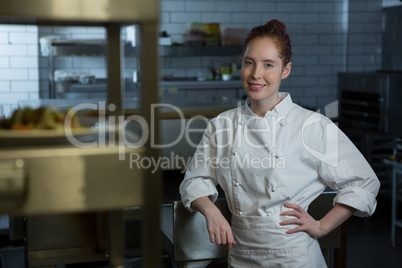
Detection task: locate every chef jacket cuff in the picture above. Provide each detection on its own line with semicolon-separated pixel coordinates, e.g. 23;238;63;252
333;186;378;217
180;178;219;213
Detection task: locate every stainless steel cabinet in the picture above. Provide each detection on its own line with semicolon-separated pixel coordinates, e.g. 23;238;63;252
0;1;161;267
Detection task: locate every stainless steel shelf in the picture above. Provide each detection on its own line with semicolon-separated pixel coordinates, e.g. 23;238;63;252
160;45;242;57
161;79;242;90
48;43;242;57
0;146;145;215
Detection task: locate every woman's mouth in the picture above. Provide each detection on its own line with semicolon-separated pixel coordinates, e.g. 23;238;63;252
248;83;265;91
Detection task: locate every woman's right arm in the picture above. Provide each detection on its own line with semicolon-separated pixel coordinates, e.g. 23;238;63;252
192;196;236;249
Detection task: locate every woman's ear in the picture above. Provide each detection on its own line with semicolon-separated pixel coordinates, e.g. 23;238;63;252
281;62;292;79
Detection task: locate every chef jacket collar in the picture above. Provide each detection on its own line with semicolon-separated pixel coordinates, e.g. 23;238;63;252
244;92;293;117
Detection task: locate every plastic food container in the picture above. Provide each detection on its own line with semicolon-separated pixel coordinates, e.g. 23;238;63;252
221;27;249;46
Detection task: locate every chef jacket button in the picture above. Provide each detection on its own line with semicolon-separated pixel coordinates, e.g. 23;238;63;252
234;182;240;187
267;211;272;216
239;211;243;216
280;121;286;126
272;186;277;192
240;121;245;125
275;154;281;159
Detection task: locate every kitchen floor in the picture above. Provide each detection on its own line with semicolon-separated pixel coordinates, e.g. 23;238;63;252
344;186;402;268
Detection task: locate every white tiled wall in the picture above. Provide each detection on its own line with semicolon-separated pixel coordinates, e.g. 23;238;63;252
383;0;402;7
0;25;39;116
1;0;384;115
347;0;383;72
159;0;383;109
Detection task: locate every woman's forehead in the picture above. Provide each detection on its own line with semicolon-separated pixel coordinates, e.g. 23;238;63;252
244;37;281;59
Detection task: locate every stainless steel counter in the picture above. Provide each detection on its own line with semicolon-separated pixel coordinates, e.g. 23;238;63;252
161;191;340;267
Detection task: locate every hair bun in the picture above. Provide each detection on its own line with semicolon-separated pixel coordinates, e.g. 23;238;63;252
266;19;287;32
243;19;292;66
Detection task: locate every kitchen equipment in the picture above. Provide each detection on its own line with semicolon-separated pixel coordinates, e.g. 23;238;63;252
39;35;67;56
338;72;402;135
338;72;402;181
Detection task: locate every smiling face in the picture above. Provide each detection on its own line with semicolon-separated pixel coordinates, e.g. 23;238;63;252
241;36;291;114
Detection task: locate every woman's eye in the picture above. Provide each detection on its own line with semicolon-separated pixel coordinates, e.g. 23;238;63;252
244;61;253;66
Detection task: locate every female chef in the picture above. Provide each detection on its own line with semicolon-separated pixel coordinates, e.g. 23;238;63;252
179;19;380;267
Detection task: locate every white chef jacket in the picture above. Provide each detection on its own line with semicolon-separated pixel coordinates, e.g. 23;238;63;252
180;92;380;267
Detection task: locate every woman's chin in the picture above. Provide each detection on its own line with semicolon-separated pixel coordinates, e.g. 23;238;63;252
246;91;264;100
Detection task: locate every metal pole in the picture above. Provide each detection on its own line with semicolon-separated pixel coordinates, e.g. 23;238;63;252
108;210;125;268
106;25;125;267
49;46;55;98
140;22;161;268
392;166;397;247
107;25;124;117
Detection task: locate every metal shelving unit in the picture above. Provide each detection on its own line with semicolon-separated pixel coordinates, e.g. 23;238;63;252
0;1;161;267
46;43;243;98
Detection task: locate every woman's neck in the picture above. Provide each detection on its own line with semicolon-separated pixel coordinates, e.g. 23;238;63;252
249;95;282;117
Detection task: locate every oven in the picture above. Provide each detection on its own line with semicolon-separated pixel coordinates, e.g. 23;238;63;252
338;71;402;181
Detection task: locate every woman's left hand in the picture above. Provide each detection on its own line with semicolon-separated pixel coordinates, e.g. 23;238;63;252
279;203;323;238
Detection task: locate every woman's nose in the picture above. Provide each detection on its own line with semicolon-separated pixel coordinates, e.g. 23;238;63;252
251;66;261;79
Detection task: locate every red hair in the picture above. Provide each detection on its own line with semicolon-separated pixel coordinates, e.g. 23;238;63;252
243;19;292;67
